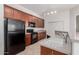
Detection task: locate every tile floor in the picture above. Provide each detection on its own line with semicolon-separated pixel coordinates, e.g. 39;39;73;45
17;42;41;55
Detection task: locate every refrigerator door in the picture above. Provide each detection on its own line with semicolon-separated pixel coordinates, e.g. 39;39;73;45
4;18;25;55
7;32;25;55
8;19;25;32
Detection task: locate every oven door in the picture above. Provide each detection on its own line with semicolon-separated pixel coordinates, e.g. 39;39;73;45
31;32;38;44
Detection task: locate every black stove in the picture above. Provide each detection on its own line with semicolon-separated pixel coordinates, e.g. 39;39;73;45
31;32;38;44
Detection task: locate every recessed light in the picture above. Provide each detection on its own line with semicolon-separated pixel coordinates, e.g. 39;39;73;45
47;13;50;15
54;11;57;13
50;11;54;14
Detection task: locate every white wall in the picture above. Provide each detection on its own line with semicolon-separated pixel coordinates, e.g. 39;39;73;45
70;5;79;40
0;4;4;55
76;15;79;32
70;5;79;55
72;41;79;55
44;10;70;37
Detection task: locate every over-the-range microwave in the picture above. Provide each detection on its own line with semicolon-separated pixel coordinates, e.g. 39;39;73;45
28;22;35;27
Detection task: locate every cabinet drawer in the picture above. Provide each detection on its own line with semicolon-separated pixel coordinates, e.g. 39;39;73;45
13;9;22;20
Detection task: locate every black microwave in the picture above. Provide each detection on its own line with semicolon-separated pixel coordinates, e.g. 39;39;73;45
28;22;35;27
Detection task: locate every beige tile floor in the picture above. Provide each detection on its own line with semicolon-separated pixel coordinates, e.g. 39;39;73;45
17;42;41;55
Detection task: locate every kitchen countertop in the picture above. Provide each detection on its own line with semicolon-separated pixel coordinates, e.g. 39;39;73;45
38;37;72;55
26;33;31;35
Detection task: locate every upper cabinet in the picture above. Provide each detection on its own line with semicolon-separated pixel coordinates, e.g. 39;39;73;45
4;5;44;28
28;16;44;28
28;15;36;22
13;9;22;20
21;12;29;22
4;5;14;19
35;18;44;28
4;5;28;22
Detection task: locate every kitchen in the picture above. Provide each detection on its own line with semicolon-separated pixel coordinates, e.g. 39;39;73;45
3;4;79;55
4;4;46;55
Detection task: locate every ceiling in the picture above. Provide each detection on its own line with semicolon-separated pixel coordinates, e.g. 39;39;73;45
20;4;78;17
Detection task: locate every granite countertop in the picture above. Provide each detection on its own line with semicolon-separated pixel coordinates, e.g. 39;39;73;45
38;37;72;55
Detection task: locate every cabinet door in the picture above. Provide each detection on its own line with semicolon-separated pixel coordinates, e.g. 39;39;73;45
52;50;66;55
41;46;66;55
4;5;14;18
28;15;34;22
41;19;44;28
13;9;22;20
41;46;52;55
25;34;31;46
39;19;44;28
38;19;41;27
35;19;39;27
21;12;29;22
37;32;41;40
35;18;44;28
42;32;46;39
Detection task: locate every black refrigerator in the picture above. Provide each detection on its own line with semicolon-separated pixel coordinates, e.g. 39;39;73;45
4;18;25;55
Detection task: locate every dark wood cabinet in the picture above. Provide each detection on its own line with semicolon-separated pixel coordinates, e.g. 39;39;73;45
40;19;44;28
52;49;66;55
4;5;29;22
41;46;66;55
38;33;41;40
25;33;31;46
27;15;44;28
28;15;35;22
4;5;14;18
13;9;22;20
21;12;29;22
35;18;44;28
35;19;38;27
4;5;44;28
41;46;52;55
37;31;46;40
39;19;44;28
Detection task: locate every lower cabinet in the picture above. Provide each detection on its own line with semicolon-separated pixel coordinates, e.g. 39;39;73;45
25;33;31;46
37;31;46;40
41;46;66;55
25;31;46;46
41;46;52;55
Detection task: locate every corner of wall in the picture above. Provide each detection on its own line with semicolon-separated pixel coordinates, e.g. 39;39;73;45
0;4;4;55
